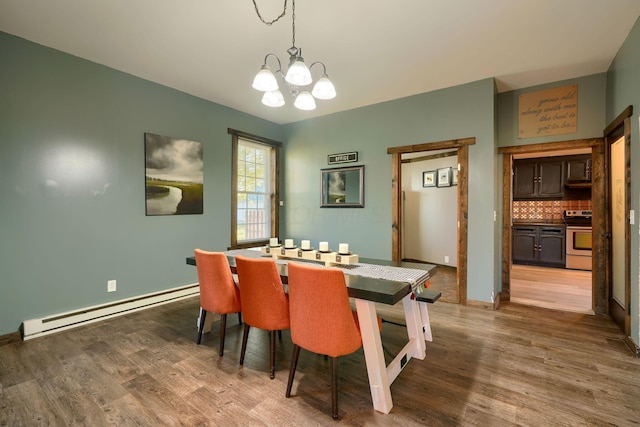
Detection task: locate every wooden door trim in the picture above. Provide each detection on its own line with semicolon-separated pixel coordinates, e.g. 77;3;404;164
388;138;474;305
500;137;605;314
604;106;633;338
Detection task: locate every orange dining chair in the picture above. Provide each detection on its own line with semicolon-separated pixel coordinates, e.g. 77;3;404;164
194;249;242;356
285;262;381;419
234;255;290;379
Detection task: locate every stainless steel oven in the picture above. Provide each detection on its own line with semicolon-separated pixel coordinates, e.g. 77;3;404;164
563;210;592;271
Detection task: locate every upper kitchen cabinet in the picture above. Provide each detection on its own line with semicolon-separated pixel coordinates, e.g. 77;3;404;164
513;158;565;199
566;154;592;183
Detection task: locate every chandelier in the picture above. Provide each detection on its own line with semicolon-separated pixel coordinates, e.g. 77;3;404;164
251;0;336;110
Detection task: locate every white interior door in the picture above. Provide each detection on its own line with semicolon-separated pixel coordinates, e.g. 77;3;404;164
610;135;625;308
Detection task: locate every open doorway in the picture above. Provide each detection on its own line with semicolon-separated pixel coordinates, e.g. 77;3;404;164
401;150;459;302
509;148;593;314
499;137;607;315
388;137;475;305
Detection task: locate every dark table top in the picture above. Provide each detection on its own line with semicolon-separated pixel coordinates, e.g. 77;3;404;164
186;253;437;306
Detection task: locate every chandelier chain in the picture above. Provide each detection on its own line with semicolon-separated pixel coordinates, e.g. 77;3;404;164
291;0;296;47
252;0;288;26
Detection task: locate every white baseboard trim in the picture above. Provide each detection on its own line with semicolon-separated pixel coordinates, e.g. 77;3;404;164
22;283;200;340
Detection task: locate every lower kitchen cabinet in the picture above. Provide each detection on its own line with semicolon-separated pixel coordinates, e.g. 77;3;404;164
512;225;566;268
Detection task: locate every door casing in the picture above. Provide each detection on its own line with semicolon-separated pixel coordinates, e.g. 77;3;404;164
388;138;474;305
498;138;606;314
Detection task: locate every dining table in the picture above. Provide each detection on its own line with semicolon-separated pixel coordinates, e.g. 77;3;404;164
186;248;438;414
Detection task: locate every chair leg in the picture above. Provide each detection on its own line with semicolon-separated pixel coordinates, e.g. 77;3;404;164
286;344;301;398
196;309;207;345
218;314;227;356
331;357;339;419
269;330;276;379
239;324;250;366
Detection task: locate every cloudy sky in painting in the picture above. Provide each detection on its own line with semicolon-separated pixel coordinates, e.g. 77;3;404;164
328;171;345;196
145;133;203;183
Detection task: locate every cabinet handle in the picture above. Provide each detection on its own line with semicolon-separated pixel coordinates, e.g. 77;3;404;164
538;245;542;252
541;228;562;234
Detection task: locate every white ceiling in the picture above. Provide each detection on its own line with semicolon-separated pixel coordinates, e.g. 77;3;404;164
1;0;639;125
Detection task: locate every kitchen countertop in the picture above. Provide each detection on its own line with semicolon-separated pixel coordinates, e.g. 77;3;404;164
512;220;566;226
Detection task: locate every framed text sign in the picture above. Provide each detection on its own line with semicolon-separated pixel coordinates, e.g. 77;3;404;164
328;152;358;164
518;84;577;138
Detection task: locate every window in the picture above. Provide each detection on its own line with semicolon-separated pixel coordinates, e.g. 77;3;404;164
229;129;281;248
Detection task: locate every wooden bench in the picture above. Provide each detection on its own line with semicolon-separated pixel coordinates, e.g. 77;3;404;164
415;288;441;304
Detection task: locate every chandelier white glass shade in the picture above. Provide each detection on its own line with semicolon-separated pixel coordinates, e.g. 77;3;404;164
251;0;336;110
252;51;336;110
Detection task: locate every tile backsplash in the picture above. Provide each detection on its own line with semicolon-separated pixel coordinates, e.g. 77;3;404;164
513;200;592;221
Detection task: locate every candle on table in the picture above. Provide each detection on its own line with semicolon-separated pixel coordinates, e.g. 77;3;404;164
285;239;294;248
339;243;349;254
319;241;329;252
270;237;279;247
301;240;311;250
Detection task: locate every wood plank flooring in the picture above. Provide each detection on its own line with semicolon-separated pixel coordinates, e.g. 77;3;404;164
427;265;458;303
2;296;639;426
511;265;593;314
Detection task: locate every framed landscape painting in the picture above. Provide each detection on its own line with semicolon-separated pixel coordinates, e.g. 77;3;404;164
145;133;203;215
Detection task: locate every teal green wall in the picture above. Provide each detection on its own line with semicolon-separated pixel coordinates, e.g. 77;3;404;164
498;73;607;147
0;32;283;335
606;17;640;345
3;21;638;344
282;79;499;303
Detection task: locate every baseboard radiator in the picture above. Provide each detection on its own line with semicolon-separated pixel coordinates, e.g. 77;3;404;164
22;283;200;341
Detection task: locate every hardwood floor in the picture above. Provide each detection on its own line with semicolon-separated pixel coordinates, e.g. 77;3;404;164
2;296;639;426
402;260;457;303
511;264;593;314
427;265;458;303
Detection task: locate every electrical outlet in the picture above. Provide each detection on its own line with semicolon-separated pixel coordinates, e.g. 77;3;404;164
444;256;450;263
107;280;117;292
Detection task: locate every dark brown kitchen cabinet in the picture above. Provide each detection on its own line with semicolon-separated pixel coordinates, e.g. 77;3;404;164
512;225;566;268
566;154;591;182
513;158;565;199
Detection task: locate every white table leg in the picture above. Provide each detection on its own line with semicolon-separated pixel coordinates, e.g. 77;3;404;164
419;301;433;342
355;298;393;414
402;294;427;359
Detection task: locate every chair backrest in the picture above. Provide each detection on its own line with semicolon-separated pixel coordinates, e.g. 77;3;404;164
287;262;362;357
194;249;241;315
235;255;290;331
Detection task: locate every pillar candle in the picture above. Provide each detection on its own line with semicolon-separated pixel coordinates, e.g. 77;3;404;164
285;239;294;248
319;241;329;252
270;237;279;246
339;243;349;254
301;240;311;250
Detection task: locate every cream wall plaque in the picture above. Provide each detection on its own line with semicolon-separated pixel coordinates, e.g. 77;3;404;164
518;84;577;138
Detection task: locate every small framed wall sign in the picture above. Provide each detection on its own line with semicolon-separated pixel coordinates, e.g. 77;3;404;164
423;170;437;187
437;167;452;187
328;152;358;165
